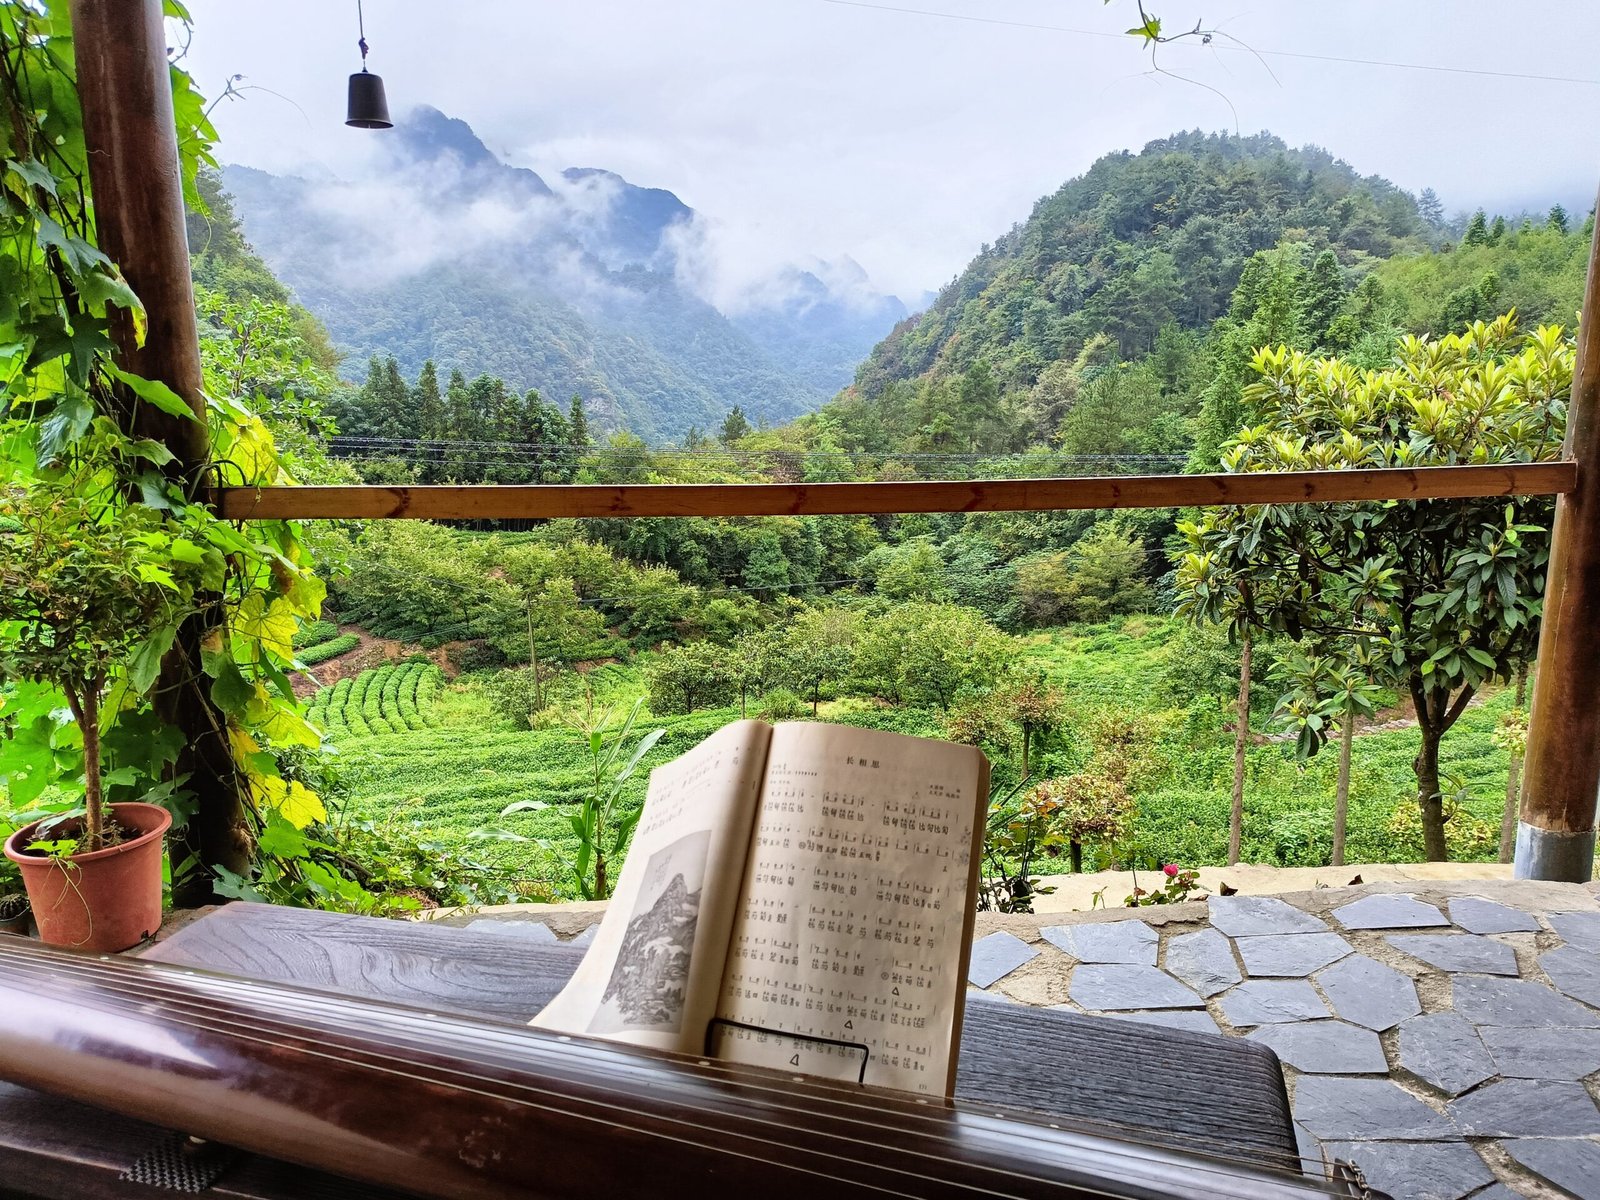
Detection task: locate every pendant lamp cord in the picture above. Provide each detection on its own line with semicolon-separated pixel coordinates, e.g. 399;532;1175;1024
356;0;370;68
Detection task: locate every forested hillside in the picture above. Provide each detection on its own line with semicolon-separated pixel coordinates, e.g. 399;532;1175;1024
221;107;906;440
808;131;1588;474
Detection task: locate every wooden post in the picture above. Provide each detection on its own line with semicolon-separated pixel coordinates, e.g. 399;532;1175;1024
71;0;251;901
1518;196;1600;882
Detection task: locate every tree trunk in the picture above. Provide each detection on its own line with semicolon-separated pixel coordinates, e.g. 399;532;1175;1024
1021;727;1032;780
65;682;105;851
1069;840;1083;874
526;602;543;712
1229;631;1252;866
72;0;249;903
1498;667;1529;863
1415;726;1448;862
1332;713;1354;867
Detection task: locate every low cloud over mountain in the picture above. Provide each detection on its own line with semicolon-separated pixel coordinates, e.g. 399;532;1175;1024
222;106;907;440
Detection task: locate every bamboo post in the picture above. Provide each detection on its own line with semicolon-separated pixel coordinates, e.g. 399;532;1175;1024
70;0;251;901
1518;198;1600;882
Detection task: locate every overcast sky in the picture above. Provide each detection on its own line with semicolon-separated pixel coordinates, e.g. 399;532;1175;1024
182;1;1600;301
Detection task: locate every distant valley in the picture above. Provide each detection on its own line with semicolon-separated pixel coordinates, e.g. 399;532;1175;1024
221;106;908;441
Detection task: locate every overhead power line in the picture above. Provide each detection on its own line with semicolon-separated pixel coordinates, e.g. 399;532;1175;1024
326;436;1186;465
817;0;1600;88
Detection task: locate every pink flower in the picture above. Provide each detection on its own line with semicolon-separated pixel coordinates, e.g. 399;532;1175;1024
1162;863;1180;878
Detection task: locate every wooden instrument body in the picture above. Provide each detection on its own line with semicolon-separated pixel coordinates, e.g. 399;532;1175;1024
0;934;1358;1200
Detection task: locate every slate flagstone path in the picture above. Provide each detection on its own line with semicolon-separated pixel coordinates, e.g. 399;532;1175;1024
957;879;1600;1199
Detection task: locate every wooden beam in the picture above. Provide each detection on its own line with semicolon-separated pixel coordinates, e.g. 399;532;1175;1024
71;0;250;902
1518;192;1600;883
216;463;1576;522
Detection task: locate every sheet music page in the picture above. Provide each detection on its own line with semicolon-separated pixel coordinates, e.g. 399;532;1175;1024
710;722;987;1095
532;719;771;1053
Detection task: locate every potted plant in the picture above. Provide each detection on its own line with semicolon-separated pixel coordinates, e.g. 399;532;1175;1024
0;470;204;951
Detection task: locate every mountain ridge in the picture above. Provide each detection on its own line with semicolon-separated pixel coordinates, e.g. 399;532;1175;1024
220;106;906;441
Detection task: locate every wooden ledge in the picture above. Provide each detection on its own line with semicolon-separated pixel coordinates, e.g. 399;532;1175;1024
215;463;1578;521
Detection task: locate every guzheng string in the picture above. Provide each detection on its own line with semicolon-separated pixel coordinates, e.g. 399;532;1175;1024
0;941;1307;1177
0;943;1316;1186
0;942;1337;1194
0;944;1344;1196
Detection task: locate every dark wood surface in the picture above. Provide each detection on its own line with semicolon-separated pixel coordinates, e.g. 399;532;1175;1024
141;904;1299;1162
214;462;1576;522
0;905;1318;1198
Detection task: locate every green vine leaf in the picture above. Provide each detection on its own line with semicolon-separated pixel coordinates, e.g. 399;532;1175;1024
108;365;197;420
126;623;179;694
36;391;92;460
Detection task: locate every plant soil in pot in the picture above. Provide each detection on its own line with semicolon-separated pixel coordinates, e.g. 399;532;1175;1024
2;802;172;952
0;893;29;937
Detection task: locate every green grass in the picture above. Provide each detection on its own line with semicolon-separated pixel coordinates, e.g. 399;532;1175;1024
307;617;1524;899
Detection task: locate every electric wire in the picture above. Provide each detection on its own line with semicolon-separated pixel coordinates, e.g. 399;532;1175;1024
816;0;1600;88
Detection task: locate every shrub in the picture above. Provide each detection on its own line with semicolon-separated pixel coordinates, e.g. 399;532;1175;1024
757;688;808;722
449;640;507;675
293;620;338;649
299;634;360;665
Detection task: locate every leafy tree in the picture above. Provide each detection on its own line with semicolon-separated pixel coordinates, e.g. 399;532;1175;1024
1177;315;1570;860
741;531;792;595
852;604;1012;710
867;537;951;601
568;394;591;448
995;672;1067;778
782;606;862;715
726;629;789;717
1023;774;1135;874
720;405;752;445
645;642;735;714
1270;650;1384;866
1016;523;1152;625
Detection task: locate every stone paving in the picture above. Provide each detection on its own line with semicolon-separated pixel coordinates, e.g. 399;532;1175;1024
962;879;1600;1199
439;878;1600;1198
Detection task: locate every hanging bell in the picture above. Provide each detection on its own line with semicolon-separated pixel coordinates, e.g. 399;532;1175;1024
346;69;392;129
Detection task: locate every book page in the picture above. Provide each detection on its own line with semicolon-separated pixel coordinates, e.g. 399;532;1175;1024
711;723;987;1096
532;719;771;1053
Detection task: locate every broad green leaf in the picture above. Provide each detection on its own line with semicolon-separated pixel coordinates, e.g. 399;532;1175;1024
108;365;197;420
126;623;180;694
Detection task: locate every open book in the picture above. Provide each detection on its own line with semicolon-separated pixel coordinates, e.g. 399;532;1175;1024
533;720;989;1096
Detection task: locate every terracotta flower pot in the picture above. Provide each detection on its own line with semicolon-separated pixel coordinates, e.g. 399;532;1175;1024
2;802;172;952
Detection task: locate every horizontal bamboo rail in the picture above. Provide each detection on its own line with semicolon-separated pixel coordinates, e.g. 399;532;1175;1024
215;463;1577;521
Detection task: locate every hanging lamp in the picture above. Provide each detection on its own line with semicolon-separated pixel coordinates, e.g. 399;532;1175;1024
346;0;392;129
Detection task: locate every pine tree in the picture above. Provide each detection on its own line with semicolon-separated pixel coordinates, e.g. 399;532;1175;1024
413;361;444;481
720;405;751;444
443;369;474;482
1548;204;1570;233
1298;250;1347;351
1489;216;1506;245
568;394;590;446
1417;188;1445;229
1463;210;1490;246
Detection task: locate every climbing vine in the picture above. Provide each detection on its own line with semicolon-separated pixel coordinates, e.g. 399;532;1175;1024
0;2;328;896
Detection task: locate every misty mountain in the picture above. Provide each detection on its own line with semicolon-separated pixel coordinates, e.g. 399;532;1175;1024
220;106;906;441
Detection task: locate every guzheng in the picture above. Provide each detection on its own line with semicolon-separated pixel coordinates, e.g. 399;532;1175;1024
0;938;1365;1199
